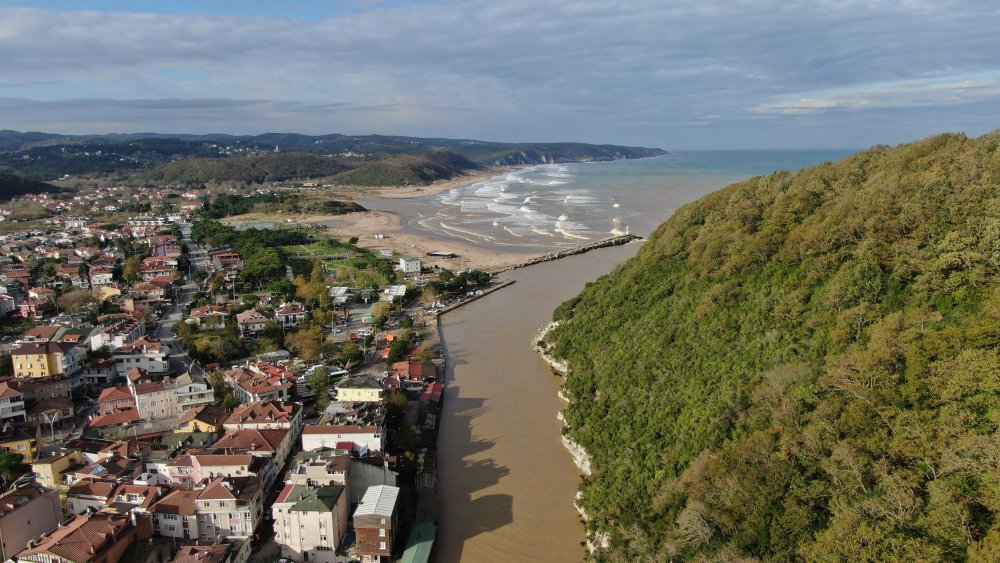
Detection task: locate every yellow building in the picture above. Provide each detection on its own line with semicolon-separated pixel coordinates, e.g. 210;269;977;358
336;377;385;403
11;342;81;378
30;449;84;490
0;422;41;463
175;404;227;433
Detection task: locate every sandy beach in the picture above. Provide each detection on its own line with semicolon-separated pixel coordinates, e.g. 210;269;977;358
222;167;545;272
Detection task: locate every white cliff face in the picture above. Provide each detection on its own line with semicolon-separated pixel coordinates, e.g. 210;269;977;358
536;320;603;550
561;433;593;477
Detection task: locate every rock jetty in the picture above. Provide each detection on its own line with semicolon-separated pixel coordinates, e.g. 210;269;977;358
488;234;642;274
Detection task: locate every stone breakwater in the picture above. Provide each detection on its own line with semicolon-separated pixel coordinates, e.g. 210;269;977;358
488;234;642;275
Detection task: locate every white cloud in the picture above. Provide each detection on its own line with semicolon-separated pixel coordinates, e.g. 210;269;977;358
0;0;998;147
753;74;1000;114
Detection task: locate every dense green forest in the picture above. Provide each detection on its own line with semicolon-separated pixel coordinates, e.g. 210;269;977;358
0;171;63;202
330;150;479;186
147;152;350;184
200;192;364;219
544;132;1000;561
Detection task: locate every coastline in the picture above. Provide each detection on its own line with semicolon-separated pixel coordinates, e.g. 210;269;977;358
223;165;547;272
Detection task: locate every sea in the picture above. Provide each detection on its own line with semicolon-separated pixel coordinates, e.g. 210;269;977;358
363;150;856;255
366;149;857;562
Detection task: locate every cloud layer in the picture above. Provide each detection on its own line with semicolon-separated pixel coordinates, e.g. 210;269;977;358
1;1;999;148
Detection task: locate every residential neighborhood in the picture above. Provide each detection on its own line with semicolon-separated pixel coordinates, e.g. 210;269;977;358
0;185;495;563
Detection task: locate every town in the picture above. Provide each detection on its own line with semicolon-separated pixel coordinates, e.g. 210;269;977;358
0;185;491;563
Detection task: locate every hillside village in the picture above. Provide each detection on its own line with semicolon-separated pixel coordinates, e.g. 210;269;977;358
0;184;489;563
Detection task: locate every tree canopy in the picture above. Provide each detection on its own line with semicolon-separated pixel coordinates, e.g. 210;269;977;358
546;132;1000;561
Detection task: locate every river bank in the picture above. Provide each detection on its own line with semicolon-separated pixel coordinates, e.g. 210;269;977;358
434;243;640;562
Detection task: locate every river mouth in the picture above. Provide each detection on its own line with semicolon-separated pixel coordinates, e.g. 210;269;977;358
434;244;639;562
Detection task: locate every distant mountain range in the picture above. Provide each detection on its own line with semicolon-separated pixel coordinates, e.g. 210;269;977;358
0;130;666;185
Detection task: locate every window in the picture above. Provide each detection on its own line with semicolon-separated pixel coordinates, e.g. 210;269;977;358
17;444;25;451
379;528;386;537
320;535;327;542
379;542;386;551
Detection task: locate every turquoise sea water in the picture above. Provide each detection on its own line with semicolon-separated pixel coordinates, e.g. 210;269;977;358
364;149;856;253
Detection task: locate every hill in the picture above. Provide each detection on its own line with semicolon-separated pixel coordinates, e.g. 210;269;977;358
330;150;480;186
543;132;1000;561
0;171;63;202
0;130;665;181
146;152;350;184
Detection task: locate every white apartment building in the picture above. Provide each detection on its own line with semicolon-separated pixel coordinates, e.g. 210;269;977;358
274;483;350;563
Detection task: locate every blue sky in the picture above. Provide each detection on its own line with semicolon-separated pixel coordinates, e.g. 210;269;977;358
1;0;999;149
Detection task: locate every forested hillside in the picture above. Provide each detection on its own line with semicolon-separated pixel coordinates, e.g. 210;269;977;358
146;152;349;184
544;132;1000;561
329;150;479;186
0;171;63;202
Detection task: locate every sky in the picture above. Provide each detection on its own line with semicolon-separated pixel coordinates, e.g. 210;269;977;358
1;0;999;149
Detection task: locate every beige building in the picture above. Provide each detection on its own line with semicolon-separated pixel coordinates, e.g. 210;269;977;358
335;377;384;403
274;483;350;563
31;449;85;491
194;477;263;541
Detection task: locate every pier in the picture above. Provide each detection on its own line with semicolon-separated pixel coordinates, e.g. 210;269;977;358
487;234;642;274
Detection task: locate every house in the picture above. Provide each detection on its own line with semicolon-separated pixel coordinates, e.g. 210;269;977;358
399;256;421;276
177;404;229;434
89;265;115;287
65;477;118;514
353;485;400;560
235;309;269;338
31;449;85;491
173;539;249;563
79;358;120;388
224;366;293;404
194;477;263;541
149;488;201;541
14;511;154;563
27;397;75;431
105;482;165;514
286;451;350;488
274;483;350;563
0;381;26;422
22;324;65;343
188;305;229;329
185;455;273;489
0;483;64;561
11;341;84;377
223;401;302;433
213;428;293;467
0;421;40;462
349;456;400;505
336;376;385;403
133;381;177;421
173;376;215;412
18;375;72;401
274;302;307;329
0;293;16;316
301;425;383;455
113;337;171;375
89;319;144;351
98;385;137;416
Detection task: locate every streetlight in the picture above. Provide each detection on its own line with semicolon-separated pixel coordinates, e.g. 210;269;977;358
39;411;59;444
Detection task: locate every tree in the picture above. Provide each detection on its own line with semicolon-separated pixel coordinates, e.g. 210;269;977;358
123;256;141;285
309;367;331;411
57;289;96;314
336;341;363;369
284;327;323;362
0;451;25;486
